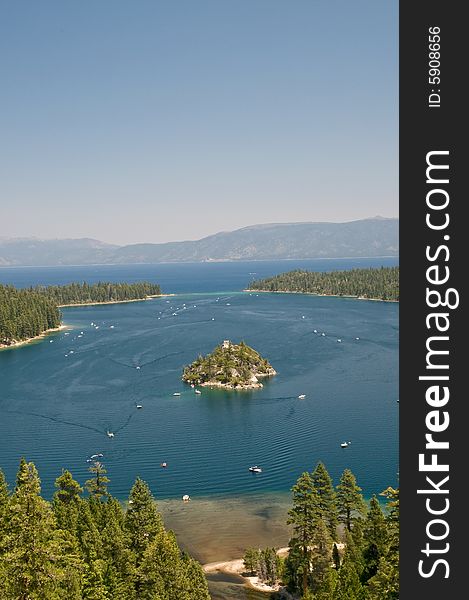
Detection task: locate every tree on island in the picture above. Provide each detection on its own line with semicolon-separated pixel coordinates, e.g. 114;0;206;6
182;340;276;389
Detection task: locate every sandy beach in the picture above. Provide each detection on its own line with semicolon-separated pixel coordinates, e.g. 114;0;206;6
57;293;174;307
244;289;398;303
0;324;70;351
203;547;290;594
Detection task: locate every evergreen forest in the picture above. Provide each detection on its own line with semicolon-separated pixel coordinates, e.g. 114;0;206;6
249;267;399;301
0;460;210;600
0;281;161;347
244;462;399;599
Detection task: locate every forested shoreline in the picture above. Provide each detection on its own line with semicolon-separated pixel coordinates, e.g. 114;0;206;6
0;285;61;347
0;459;399;599
243;463;399;599
0;281;161;347
249;267;399;301
0;460;209;599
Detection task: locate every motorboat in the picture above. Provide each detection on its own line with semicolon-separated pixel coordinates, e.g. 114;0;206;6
182;494;190;502
160;462;167;468
195;389;202;395
136;404;143;409
173;392;181;396
249;466;262;473
340;442;349;448
298;394;306;399
107;431;115;438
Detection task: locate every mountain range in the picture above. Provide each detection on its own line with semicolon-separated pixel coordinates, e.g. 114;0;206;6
0;218;398;267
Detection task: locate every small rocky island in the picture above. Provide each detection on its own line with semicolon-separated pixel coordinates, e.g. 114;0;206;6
182;340;276;389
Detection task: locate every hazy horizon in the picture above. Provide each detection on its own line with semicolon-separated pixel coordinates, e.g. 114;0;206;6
1;215;398;246
1;1;398;245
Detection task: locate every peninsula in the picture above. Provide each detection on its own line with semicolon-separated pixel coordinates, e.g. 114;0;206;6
248;266;399;302
0;281;162;349
182;340;276;389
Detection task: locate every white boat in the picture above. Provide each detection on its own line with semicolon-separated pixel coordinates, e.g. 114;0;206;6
249;466;262;473
340;442;349;448
195;389;202;395
337;339;342;343
182;494;190;502
136;404;143;409
90;453;103;459
298;394;306;399
321;332;326;336
107;431;115;438
313;329;318;333
173;392;181;396
136;366;141;370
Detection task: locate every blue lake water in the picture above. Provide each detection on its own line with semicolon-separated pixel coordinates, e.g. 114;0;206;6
0;258;398;570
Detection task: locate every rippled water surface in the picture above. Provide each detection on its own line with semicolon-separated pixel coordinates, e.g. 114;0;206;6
0;259;398;593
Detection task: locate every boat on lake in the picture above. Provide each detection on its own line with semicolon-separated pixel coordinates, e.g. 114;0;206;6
340;442;349;448
173;392;181;396
249;466;262;473
298;394;306;399
107;431;115;438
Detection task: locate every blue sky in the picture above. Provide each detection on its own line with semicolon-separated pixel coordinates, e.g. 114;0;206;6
1;1;398;245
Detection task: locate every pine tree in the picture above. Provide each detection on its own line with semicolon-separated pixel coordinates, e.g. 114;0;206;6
336;469;366;530
76;500;103;563
0;459;81;599
100;498;136;599
310;518;333;595
334;555;366;600
85;462;110;500
53;469;83;531
286;472;320;595
243;547;260;575
124;478;163;561
138;529;183;599
367;487;399;598
311;461;338;539
362;495;388;582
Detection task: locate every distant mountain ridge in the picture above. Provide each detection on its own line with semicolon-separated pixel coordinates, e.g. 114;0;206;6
0;218;398;266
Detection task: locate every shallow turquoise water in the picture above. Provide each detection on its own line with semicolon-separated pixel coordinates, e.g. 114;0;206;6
0;259;398;502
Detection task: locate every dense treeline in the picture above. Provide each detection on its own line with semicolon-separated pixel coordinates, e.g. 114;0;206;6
0;281;161;347
0;460;210;600
249;267;399;301
0;285;61;346
34;281;162;305
244;462;399;599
